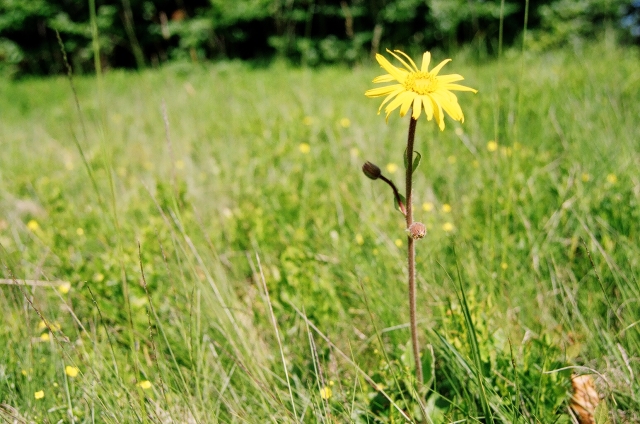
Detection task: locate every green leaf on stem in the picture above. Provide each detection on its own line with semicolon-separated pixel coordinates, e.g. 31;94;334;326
393;193;407;215
403;148;422;174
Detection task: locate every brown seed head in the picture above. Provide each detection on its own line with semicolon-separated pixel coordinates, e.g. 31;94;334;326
362;161;381;180
408;222;427;240
570;374;599;424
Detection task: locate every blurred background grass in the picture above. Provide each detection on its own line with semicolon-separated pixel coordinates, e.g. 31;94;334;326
0;7;639;422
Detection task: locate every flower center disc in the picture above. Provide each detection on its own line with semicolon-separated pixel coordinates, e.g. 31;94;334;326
404;72;436;95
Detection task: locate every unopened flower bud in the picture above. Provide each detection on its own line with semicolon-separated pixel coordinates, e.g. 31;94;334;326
362;161;381;180
407;222;426;240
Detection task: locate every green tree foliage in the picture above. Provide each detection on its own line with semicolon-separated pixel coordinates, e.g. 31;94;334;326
0;0;633;76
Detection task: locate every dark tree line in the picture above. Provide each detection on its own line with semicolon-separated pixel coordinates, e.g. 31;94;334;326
0;0;637;77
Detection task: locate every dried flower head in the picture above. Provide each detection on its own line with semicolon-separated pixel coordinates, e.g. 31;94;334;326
408;222;427;240
570;374;600;424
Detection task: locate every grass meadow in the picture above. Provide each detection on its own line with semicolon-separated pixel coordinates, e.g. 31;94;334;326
0;38;639;422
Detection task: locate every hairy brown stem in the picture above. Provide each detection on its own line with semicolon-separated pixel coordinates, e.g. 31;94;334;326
405;116;422;384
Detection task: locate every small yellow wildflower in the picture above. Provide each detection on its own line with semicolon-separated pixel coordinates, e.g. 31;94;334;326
350;147;360;158
93;273;105;282
365;49;477;129
355;234;364;245
137;380;152;390
487;140;498;152
76;227;84;236
442;222;454;232
501;262;508;270
329;380;335;386
34;390;44;400
442;204;452;213
65;366;79;378
40;332;50;342
27;220;40;231
581;173;590;182
320;386;332;399
175;160;185;170
21;369;28;376
394;239;403;247
38;320;47;330
386;163;398;174
299;143;311;154
58;282;71;294
303;116;314;126
339;118;351;128
422;202;434;212
606;174;617;184
447;155;456;164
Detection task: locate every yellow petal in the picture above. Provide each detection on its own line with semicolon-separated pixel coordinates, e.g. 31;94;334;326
437;74;465;83
420;52;431;72
385;91;414;121
386;49;417;72
393;49;420;72
442;83;477;93
421;95;434;121
399;92;417;117
377;87;405;113
429;96;445;130
373;74;396;83
412;96;422;120
375;54;407;82
365;84;403;98
432;91;464;122
430;58;452;76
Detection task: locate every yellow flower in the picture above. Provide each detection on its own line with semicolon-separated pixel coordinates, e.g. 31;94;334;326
606;174;617;184
303;116;314;126
40;332;50;341
27;220;40;231
386;163;398;174
320;386;332;399
58;282;71;294
339;118;351;128
394;239;403;247
137;380;152;389
34;390;45;400
501;262;508;270
422;202;434;212
442;222;454;232
299;143;311;154
487;140;498;152
365;49;477;129
355;234;364;245
65;366;79;378
581;173;590;182
447;155;456;164
442;204;452;213
350;147;360;158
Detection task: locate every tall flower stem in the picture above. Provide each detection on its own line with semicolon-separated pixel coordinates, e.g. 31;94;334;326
405;116;422;384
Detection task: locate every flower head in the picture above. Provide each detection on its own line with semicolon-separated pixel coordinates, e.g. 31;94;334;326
137;380;152;389
365;49;477;130
362;161;381;180
65;366;79;378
